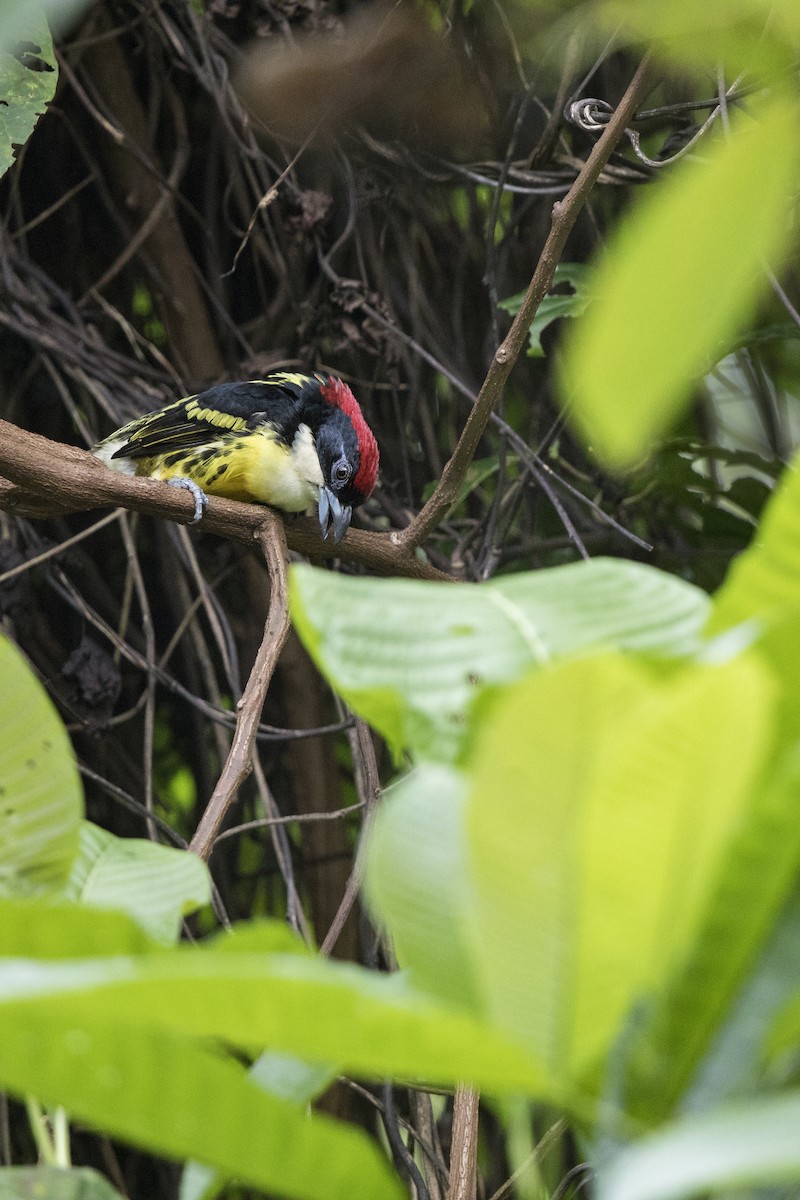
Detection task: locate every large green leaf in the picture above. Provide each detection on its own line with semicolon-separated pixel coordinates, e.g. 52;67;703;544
0;8;56;177
0;948;546;1094
682;889;800;1112
180;1051;338;1200
0;1003;401;1200
708;457;800;634
0;899;548;1200
290;559;709;761
597;0;800;75
0;897;157;956
63;821;211;944
464;651;774;1079
615;747;800;1123
0;636;82;896
365;765;481;1009
559;92;800;470
596;1091;800;1200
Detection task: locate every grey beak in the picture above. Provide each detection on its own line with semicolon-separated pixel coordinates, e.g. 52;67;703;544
318;487;352;543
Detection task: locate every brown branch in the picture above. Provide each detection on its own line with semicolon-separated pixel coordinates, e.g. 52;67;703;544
447;1086;480;1200
190;517;291;861
0;420;450;581
398;54;654;551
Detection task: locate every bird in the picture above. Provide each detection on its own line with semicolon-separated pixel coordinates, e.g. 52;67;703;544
93;371;379;542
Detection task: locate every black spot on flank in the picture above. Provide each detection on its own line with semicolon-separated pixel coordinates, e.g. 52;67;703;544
213;464;229;481
163;451;184;468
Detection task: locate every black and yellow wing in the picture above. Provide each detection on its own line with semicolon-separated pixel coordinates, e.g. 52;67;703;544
101;374;324;462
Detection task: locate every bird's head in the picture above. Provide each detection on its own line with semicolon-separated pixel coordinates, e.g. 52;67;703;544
314;376;379;542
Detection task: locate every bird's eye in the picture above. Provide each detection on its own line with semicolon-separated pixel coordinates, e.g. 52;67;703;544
332;460;351;485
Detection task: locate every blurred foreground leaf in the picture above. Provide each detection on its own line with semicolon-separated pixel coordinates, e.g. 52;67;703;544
560;93;800;469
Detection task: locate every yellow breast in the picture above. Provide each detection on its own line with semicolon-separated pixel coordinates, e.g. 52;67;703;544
141;426;322;513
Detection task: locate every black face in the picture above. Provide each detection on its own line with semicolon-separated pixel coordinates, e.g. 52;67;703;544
315;411;363;507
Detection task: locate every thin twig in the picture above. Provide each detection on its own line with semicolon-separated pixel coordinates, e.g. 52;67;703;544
189;516;291;861
319;717;381;957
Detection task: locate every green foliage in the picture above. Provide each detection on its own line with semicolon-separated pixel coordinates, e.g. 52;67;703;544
708;459;800;633
0;897;550;1200
0;0;91;47
0;9;56;177
0;636;210;944
559;92;800;469
0;965;402;1200
292;435;800;1190
597;0;800;75
596;1091;800;1200
499;263;592;357
289;558;710;761
0;926;544;1093
0;635;82;895
466;654;775;1079
180;1055;341;1200
63;822;211;944
366;765;479;1009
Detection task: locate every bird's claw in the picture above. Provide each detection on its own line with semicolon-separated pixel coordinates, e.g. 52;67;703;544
168;477;209;525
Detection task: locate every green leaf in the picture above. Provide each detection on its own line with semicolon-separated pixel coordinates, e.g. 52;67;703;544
0;1166;125;1199
63;822;211;944
708;456;800;634
0;636;82;896
0;897;546;1094
290;559;710;761
499;264;592;357
0;897;157;957
597;1091;800;1200
559;92;800;470
180;1051;338;1200
0;936;547;1095
0;1004;402;1200
0;1;92;49
0;9;56;177
597;0;800;76
618;748;800;1123
464;652;774;1079
365;765;481;1009
683;890;800;1112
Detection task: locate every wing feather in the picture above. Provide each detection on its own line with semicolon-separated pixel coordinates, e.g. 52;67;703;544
98;375;326;461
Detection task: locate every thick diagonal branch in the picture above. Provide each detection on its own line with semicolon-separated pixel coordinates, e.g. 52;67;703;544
0;420;449;580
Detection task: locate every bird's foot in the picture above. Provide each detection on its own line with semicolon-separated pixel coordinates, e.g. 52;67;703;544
167;477;209;525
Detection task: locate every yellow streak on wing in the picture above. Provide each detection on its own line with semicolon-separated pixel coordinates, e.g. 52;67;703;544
184;400;249;432
263;371;320;389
